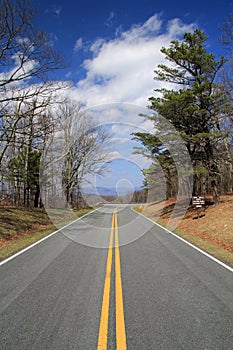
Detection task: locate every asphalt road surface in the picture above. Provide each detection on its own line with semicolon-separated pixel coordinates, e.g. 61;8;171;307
0;205;232;349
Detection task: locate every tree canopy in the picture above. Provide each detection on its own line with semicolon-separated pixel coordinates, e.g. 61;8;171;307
133;29;233;198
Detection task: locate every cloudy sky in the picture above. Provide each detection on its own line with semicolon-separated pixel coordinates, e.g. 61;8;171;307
33;0;232;191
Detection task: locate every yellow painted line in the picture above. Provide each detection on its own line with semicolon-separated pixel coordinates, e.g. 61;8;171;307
97;208;127;349
97;212;115;350
115;210;127;350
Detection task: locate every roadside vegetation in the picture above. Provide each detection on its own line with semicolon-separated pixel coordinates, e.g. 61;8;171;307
0;206;93;261
136;194;233;266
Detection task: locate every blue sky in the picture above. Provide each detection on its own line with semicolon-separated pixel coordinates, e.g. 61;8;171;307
32;0;233;190
34;0;232;83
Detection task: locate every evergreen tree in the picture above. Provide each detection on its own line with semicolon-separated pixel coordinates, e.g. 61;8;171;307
134;29;233;197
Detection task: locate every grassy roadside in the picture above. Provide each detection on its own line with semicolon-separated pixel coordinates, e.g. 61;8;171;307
0;207;93;261
134;195;233;266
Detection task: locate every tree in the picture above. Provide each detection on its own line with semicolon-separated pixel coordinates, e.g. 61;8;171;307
133;131;178;199
220;14;233;100
8;147;41;206
42;99;110;208
0;0;64;91
5;99;57;207
219;13;233;191
133;29;233;198
0;0;66;165
0;0;68;206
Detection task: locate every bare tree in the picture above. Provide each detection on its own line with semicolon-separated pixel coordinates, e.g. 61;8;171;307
41;99;110;208
58;99;109;207
0;84;63;162
0;0;65;91
5;97;60;207
0;0;67;166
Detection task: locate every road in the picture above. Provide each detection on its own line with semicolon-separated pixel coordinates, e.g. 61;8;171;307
0;205;232;349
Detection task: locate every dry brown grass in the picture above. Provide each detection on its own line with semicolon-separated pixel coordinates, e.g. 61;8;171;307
139;194;233;266
0;207;93;261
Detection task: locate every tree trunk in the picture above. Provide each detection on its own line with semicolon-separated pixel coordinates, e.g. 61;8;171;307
34;184;40;208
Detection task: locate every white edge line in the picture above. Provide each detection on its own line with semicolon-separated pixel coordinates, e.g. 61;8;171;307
131;207;233;273
0;208;99;267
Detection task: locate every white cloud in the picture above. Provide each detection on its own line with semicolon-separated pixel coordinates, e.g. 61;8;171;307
74;37;83;52
120;14;162;41
167;18;195;37
90;38;106;54
105;11;116;27
16;37;31;45
0;57;38;85
105;151;123;161
45;6;61;17
63;14;196;186
54;7;61;16
48;33;58;46
65;71;72;78
71;14;195;108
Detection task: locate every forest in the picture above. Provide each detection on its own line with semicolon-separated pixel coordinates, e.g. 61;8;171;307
0;0;232;209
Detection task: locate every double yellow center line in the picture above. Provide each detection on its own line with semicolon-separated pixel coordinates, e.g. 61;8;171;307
97;208;127;350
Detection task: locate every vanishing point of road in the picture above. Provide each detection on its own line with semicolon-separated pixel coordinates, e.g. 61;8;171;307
0;205;232;349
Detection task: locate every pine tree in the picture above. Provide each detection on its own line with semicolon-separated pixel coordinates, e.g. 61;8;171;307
134;29;233;197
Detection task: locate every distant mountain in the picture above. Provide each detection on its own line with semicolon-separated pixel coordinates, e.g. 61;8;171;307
82;186;117;197
82;186;142;197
